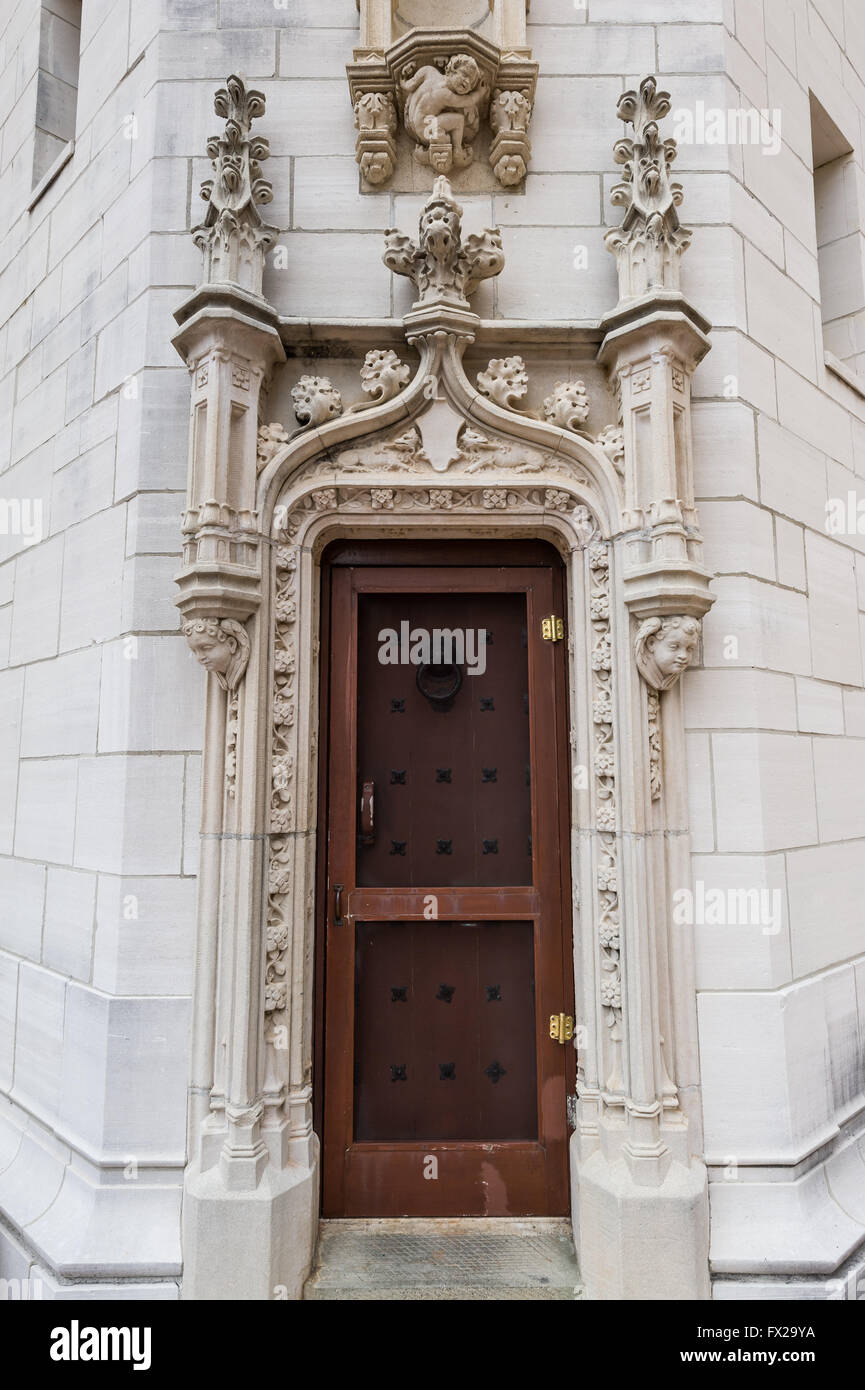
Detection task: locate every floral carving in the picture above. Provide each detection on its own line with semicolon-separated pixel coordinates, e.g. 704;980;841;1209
647;688;662;801
634;614;699;692
353;90;397;186
543;380;590;432
401;55;489;175
350;348;411;411
384;176;504;308
192;74;277;292
589;544;623;1089
257;422;290;471
290;376;343;430
477;356;529;411
182;617;250;692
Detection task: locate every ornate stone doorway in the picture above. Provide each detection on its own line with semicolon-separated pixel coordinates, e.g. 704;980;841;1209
173;74;715;1301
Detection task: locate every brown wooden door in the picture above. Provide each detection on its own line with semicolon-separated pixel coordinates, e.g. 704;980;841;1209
319;543;574;1217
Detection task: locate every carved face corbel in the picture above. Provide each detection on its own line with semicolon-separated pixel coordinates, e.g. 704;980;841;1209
634;615;700;692
183;617;251;691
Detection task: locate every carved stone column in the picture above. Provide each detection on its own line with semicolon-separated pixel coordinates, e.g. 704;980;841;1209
572;76;715;1301
171;77;314;1302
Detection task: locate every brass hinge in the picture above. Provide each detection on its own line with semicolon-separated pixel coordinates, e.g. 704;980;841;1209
541;614;564;643
549;1013;574;1044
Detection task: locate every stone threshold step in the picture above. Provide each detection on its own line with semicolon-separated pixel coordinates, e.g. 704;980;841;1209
303;1217;584;1301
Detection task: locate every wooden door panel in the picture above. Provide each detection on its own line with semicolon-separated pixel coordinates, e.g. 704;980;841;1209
320;555;573;1218
354;919;537;1143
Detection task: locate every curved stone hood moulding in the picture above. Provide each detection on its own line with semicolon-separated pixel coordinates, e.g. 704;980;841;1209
349;1;537;190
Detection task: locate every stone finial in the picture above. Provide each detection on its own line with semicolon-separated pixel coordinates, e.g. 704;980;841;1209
183;617;251;692
605;76;692;302
383;175;504;309
192;74;278;293
634;614;700;692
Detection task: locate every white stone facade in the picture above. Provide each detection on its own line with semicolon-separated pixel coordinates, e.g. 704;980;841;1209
0;0;863;1302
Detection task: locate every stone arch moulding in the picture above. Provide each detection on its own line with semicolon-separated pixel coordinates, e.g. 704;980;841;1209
172;74;715;1302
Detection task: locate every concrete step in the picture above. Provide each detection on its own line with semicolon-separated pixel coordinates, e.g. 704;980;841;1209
303;1217;584;1300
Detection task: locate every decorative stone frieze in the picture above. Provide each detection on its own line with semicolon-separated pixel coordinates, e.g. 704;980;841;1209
347;6;537;189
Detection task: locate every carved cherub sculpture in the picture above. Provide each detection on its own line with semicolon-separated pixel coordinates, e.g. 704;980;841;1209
401;55;489;172
634;615;699;692
183;617;251;692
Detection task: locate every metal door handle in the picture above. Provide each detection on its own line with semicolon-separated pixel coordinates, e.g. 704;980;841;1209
360;780;375;845
334;884;344;927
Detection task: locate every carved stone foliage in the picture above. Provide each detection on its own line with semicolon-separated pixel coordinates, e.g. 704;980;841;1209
192;74;277;293
182;616;251;692
588;544;623;1093
284;350;413;442
265;543;298;1035
290;376;344;429
352;349;412;410
476;356;529;410
605;75;692;302
476;356;594;436
634;614;700;692
647;689;661;801
384;176;504;308
347;28;537;190
543;380;590;431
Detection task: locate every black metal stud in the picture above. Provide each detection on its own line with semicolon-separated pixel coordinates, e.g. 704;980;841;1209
521;626;527;648
485;1060;506;1084
391;986;408;1002
480;697;495;711
390;769;406;784
481;767;497;783
436;983;455;1003
525;763;531;786
391;1064;407;1081
436;768;452;783
482;839;498;855
485;985;502;1002
390;840;407;855
439;1062;456;1080
436;838;452;855
390;698;405;713
527;835;532;856
522;692;529;714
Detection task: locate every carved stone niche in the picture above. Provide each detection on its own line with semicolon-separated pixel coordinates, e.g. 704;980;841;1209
349;1;537;191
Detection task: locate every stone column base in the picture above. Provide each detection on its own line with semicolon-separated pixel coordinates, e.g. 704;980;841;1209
181;1149;319;1301
571;1140;710;1300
